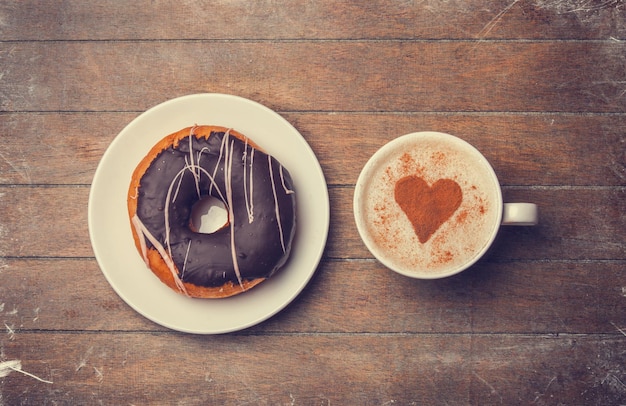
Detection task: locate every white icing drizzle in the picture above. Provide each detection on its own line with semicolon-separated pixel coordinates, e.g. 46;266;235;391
132;214;189;296
181;239;192;280
188;126;201;199
249;148;255;216
197;146;210;170
279;165;295;195
209;129;228;195
223;133;244;290
131;215;149;264
172;156;189;202
268;155;287;253
242;138;255;223
164;168;183;255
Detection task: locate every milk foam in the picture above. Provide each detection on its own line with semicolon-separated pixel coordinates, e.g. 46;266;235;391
359;133;501;276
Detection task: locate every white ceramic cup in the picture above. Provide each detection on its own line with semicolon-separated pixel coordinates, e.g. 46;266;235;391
353;131;538;279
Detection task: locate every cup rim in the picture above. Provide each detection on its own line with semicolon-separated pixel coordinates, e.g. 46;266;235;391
353;131;503;279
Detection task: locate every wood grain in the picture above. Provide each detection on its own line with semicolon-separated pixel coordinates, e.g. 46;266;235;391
1;0;624;40
0;333;624;404
0;41;624;113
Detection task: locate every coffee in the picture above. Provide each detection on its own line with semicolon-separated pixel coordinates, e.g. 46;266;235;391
355;132;501;277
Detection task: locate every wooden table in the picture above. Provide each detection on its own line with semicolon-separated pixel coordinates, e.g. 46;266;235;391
1;1;625;404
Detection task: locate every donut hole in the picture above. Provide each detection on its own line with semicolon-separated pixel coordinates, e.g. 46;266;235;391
190;195;229;234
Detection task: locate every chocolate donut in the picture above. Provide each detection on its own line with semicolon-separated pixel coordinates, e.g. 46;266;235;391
127;125;296;298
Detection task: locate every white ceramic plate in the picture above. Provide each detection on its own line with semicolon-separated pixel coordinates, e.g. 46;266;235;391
88;94;329;334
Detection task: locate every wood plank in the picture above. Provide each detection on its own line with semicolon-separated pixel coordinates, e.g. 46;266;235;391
1;41;625;113
0;259;159;332
1;0;624;40
0;187;88;258
0;186;623;260
1;258;624;334
0;113;119;185
0;112;625;186
0;332;624;404
469;334;626;404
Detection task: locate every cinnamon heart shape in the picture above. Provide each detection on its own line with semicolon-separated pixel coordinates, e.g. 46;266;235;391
394;176;463;243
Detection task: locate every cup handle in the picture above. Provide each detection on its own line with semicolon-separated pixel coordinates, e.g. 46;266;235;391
502;203;538;226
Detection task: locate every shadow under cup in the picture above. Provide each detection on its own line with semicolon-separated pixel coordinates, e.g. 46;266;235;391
353;131;537;279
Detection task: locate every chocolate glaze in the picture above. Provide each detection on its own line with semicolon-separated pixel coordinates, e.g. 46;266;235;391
135;130;296;288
